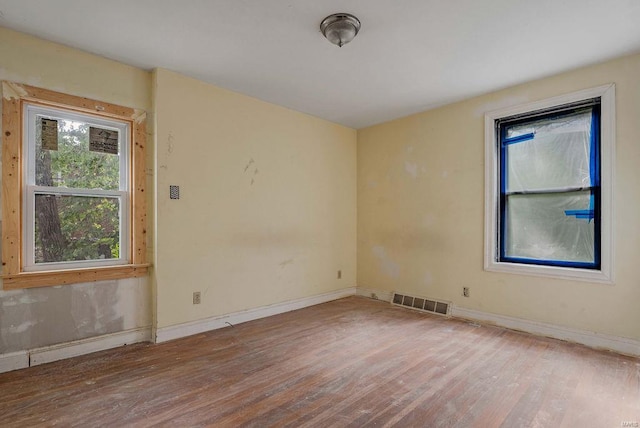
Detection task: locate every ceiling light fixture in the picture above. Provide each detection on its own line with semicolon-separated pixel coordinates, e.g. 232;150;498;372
320;13;361;47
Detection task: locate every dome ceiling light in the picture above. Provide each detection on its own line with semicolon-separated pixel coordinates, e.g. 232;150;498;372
320;13;361;47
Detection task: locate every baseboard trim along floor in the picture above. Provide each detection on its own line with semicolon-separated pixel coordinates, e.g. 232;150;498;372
155;287;357;343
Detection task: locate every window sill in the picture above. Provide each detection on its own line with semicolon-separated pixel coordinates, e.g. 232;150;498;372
484;260;613;284
2;264;150;290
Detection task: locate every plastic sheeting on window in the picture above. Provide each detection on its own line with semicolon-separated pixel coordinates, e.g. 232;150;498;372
503;109;593;192
500;106;599;267
504;191;595;263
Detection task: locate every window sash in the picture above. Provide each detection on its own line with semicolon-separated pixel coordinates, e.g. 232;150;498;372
23;104;131;271
497;103;601;270
499;188;600;269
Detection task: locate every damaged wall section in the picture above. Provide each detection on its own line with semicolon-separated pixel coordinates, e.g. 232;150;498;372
0;27;152;358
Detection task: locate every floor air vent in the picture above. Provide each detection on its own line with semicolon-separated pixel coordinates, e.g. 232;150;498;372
392;292;450;316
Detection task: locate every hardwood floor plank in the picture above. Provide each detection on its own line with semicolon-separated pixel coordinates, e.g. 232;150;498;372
0;296;638;427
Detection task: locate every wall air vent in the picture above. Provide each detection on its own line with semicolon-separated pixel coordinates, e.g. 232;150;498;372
392;292;450;316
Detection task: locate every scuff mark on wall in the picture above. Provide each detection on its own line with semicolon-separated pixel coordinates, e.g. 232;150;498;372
279;258;294;268
243;158;259;185
372;246;400;278
244;158;255;172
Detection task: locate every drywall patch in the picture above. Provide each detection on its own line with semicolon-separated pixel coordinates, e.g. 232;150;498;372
116;277;151;329
372;246;400;278
69;282;123;337
8;320;37;334
1;289;48;306
404;161;418;179
0;281;129;353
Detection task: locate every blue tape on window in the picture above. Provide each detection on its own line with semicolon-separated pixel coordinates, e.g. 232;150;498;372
590;108;600;187
502;132;534;146
501;255;598;269
564;209;594;220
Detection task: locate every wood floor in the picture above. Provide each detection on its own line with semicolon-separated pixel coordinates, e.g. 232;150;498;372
1;296;638;427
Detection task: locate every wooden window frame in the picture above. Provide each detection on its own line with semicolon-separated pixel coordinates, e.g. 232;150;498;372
2;81;148;289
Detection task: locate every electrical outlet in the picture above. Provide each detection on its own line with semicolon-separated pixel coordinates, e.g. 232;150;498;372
337;270;342;279
463;287;470;298
193;291;201;305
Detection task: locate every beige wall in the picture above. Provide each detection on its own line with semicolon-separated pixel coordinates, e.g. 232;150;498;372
2;23;636;355
358;53;640;341
0;27;153;352
153;69;356;328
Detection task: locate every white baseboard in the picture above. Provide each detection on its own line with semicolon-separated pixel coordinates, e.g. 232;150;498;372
30;327;152;366
356;287;393;303
452;306;640;357
5;289;633;375
354;286;639;357
156;287;356;343
0;327;152;373
0;351;29;373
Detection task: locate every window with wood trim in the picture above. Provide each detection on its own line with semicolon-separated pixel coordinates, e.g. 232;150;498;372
1;81;148;289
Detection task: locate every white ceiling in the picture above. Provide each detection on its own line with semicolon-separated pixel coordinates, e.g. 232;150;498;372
1;0;639;129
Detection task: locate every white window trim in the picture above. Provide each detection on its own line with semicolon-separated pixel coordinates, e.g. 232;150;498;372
484;84;615;283
22;104;131;271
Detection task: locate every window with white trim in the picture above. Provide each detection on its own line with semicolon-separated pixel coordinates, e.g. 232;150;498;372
24;105;130;271
1;81;148;289
484;85;614;282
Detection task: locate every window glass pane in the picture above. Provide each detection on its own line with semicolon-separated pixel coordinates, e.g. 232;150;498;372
504;191;595;263
34;194;121;264
35;116;120;190
504;110;592;192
